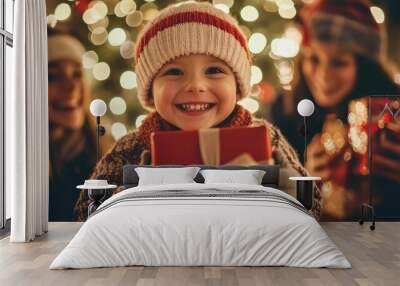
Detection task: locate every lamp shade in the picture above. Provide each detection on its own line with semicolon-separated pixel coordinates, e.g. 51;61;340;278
297;99;315;117
90;99;107;117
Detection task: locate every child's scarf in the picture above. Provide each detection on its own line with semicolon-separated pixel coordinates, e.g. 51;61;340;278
136;104;253;151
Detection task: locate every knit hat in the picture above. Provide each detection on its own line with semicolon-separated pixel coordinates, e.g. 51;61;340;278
134;1;252;111
299;0;385;62
48;34;86;64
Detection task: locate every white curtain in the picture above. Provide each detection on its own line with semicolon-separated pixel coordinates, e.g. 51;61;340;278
8;0;49;242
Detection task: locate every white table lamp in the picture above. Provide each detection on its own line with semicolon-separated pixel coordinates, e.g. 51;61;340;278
90;99;107;162
297;99;315;165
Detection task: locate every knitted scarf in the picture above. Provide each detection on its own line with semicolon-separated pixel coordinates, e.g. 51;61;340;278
135;104;253;151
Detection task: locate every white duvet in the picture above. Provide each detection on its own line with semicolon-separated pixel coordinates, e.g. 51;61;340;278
50;183;351;269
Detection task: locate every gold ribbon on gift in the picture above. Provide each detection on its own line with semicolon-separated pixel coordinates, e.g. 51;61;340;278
198;128;266;166
198;129;220;165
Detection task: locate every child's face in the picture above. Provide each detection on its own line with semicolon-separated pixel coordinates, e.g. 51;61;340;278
152;54;238;130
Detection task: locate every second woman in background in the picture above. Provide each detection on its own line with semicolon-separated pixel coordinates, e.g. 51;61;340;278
271;0;400;219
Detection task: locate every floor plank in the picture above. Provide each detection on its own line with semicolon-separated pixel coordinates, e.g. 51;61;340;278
0;222;399;286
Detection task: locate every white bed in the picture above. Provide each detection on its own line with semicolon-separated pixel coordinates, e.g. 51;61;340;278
50;183;351;269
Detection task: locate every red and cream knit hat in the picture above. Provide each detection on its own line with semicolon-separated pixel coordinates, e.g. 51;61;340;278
300;0;385;62
134;1;252;111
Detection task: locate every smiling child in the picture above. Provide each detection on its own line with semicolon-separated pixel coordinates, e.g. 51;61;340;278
75;1;321;221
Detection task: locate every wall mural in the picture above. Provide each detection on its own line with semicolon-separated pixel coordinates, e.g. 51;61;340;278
46;0;400;221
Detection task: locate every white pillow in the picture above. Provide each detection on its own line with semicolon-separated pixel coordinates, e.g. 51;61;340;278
135;167;201;186
200;169;266;185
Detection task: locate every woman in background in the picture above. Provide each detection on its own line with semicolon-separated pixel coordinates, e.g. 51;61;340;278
48;29;104;221
272;0;400;219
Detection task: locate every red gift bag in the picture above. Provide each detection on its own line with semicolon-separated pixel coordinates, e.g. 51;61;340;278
151;126;272;165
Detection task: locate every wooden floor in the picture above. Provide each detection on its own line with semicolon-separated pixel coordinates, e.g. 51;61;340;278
0;222;399;286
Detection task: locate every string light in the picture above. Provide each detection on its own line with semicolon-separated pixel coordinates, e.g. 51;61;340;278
271;38;299;58
82;51;99;69
284;26;302;44
370;6;385;24
278;6;296;19
91;27;108;45
54;3;71;21
47;14;57;28
120;41;135;59
120;0;137;15
92;62;111;81
111;122;128;140
108;28;127;46
114;2;126;18
92;1;108;19
240;6;259;22
126;11;144;27
263;1;278;13
141;2;159;21
212;0;234;8
276;0;295;9
135;115;147;128
88;16;109;32
214;4;230;14
120;71;138;89
250;65;263;85
109;97;127;115
238;98;260;114
248;33;267;54
83;7;102;24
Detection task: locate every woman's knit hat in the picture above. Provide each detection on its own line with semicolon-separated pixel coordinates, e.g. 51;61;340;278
134;1;252;111
48;34;86;64
299;0;385;62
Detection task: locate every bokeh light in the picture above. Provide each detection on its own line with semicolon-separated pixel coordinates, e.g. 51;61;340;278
91;27;108;45
126;11;144;27
111;122;128;140
251;65;263;85
47;14;57;28
120;41;135;59
278;6;296;19
212;0;234;8
92;1;108;19
238;97;260;114
108;28;127;46
263;1;278;13
248;33;267;54
214;4;230;14
109;97;127;115
82;51;99;69
88;16;109;32
370;6;385;24
276;0;295;9
92;62;111;81
284;26;303;44
120;71;137;89
54;3;71;21
120;0;137;15
114;2;125;18
141;2;159;21
271;38;299;58
240;6;259;22
135;115;147;128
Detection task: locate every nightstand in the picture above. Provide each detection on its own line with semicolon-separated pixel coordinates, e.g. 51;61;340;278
77;180;116;217
289;176;321;210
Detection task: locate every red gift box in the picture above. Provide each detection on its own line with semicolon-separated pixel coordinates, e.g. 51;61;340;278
151;126;272;165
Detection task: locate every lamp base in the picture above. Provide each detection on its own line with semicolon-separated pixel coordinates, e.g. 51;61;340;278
296;180;313;210
359;203;375;231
